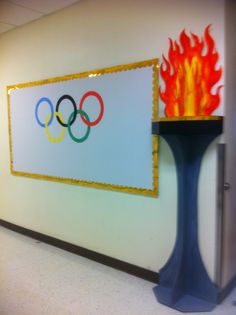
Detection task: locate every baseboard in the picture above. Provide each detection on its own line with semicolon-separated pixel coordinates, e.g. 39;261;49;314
218;275;236;303
0;219;159;284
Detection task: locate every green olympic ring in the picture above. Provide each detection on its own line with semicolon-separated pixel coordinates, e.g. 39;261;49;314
67;109;91;143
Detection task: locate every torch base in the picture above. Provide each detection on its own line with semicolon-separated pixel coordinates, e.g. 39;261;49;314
153;286;216;312
152;118;223;312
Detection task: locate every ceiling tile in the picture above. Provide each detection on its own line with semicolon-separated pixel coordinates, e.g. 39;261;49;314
0;1;43;26
0;22;15;34
9;0;80;14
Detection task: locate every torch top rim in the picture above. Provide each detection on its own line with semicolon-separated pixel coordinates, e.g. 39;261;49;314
153;116;223;123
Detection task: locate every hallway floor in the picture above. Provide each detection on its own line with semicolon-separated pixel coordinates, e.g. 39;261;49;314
0;226;235;315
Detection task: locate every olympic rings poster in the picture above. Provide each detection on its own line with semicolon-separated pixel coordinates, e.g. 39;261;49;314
7;59;158;196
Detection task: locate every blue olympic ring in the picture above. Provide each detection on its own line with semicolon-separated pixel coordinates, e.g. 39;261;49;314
35;97;54;128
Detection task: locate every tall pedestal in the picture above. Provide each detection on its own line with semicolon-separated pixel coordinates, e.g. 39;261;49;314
152;118;223;312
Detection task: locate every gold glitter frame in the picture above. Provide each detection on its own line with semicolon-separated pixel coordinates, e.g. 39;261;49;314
7;59;159;197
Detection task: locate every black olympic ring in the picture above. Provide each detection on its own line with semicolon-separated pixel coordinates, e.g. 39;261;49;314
56;94;77;127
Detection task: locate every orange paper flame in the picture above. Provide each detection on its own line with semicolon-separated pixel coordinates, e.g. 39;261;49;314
160;25;222;117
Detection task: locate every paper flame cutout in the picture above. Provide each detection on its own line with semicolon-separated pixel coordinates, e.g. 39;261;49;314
160;25;223;117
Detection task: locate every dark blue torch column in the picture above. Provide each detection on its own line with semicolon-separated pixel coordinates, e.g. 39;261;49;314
152;118;223;312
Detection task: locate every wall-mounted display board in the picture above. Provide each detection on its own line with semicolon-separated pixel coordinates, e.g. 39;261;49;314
7;59;158;196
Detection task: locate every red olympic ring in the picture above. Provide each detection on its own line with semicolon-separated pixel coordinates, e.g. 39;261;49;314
79;91;104;127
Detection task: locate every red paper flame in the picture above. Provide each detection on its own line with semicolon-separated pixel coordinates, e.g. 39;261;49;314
160;25;223;117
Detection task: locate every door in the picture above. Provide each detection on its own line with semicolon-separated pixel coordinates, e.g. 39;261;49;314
219;0;236;289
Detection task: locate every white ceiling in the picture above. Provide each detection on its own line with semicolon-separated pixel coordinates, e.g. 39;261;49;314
0;0;80;34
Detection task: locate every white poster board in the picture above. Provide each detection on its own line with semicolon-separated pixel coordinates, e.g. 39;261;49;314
7;59;158;196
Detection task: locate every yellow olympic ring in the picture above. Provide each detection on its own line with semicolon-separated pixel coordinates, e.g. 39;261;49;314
45;112;65;143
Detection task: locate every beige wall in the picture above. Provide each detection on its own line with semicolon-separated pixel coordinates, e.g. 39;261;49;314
0;0;225;278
